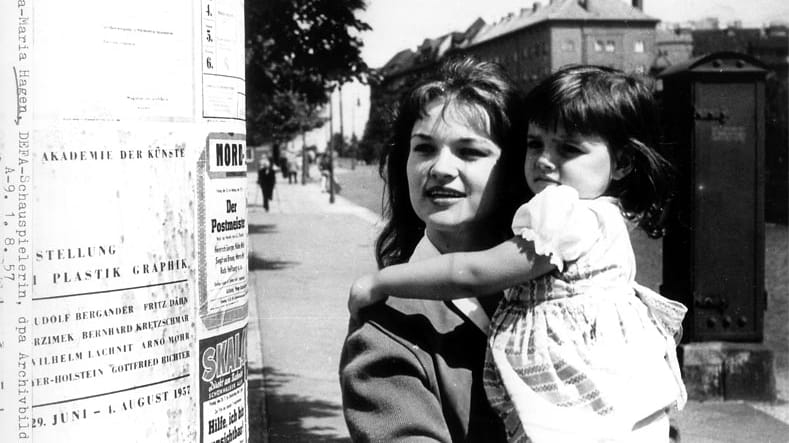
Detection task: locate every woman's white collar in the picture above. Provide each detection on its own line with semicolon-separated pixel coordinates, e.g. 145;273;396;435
410;236;491;333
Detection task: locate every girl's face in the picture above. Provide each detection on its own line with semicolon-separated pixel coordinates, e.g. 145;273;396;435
524;123;627;199
407;99;503;238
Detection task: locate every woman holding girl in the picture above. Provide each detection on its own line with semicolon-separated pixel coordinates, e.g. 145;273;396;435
349;65;687;442
340;57;527;441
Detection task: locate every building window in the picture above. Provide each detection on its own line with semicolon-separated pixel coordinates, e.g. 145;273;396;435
561;40;575;52
594;40;603;52
605;40;615;52
634;40;645;53
635;65;646;74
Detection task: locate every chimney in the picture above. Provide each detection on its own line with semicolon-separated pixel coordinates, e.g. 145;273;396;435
632;0;643;11
533;2;540;12
578;0;588;10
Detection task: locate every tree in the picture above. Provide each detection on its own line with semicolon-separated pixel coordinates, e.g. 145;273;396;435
245;0;371;154
358;79;401;164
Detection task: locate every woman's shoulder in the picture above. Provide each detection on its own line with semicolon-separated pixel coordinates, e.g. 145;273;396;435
349;298;478;345
344;297;491;368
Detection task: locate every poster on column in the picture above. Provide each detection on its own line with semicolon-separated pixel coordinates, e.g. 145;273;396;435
0;0;201;439
196;0;249;442
195;131;249;443
26;122;197;441
1;0;246;440
199;326;247;443
199;133;248;329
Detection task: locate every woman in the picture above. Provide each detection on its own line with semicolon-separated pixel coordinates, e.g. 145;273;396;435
339;57;527;442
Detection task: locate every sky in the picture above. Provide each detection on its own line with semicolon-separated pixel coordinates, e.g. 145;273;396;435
305;0;789;151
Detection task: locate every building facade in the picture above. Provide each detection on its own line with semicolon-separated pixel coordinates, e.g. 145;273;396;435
362;0;659;160
460;0;658;90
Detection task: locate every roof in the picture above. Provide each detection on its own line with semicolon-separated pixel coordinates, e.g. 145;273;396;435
692;27;789;56
379;49;417;76
378;18;487;74
468;0;658;47
656;29;693;44
657;51;767;77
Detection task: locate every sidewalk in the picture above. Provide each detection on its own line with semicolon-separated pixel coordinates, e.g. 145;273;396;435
246;168;379;442
246;167;789;443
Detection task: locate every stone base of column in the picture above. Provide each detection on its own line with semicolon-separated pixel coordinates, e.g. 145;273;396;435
680;341;776;401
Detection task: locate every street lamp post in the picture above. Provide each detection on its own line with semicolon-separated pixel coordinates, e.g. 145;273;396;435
301;130;308;185
351;94;357;170
339;83;345;172
328;87;336;204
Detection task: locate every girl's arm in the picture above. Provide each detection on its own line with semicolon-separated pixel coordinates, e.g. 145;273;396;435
349;236;555;317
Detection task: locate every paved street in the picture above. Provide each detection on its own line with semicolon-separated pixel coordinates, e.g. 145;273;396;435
246;164;789;442
247;167;378;442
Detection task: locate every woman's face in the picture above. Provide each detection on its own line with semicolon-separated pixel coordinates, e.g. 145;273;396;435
407;99;503;239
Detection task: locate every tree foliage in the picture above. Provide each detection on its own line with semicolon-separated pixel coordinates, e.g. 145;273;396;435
246;0;371;148
357;78;407;164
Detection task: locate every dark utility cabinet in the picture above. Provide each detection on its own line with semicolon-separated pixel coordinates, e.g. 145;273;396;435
658;52;767;342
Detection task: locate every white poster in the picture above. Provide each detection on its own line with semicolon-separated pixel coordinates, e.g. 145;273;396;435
199;133;248;328
202;0;246;120
0;0;248;441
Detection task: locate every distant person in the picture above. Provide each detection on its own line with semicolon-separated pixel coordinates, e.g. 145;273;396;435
286;155;299;184
340;57;525;442
280;156;290;180
257;156;278;212
349;66;688;441
291;155;303;184
318;153;329;192
318;153;340;193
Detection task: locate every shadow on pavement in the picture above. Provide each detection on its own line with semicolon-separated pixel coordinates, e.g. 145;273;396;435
248;253;299;271
248;223;278;235
248;366;349;443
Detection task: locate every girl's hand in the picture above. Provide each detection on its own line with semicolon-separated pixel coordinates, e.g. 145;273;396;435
348;273;387;320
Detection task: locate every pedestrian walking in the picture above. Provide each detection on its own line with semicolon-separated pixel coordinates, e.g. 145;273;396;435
286;155;299;184
257;156;278;212
349;65;687;442
318;153;341;193
292;155;302;184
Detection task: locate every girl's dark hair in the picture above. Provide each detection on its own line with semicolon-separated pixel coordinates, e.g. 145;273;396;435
375;57;527;268
523;65;673;237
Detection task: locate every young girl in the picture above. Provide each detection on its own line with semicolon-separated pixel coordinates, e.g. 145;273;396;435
349;65;687;442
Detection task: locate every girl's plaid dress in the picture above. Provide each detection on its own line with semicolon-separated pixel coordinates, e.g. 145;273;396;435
483;185;687;442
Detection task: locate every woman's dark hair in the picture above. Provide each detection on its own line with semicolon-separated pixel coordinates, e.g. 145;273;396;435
375;57;527;268
523;65;673;237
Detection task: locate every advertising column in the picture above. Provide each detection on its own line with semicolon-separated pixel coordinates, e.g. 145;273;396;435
0;0;248;441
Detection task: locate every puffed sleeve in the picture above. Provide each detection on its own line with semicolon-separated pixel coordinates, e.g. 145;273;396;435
511;185;601;270
340;317;453;442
